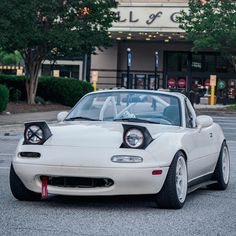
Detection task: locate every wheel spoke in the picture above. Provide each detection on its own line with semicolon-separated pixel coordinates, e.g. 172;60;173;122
175;156;187;203
177;184;182;196
222;147;230;184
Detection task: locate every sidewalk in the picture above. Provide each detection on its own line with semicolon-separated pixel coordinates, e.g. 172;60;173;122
0;111;61;135
194;104;236;116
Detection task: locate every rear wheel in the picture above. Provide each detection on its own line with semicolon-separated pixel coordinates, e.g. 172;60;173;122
10;164;41;201
155;151;188;209
209;142;230;190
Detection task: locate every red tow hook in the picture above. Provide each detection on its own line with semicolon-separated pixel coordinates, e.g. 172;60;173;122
41;176;48;199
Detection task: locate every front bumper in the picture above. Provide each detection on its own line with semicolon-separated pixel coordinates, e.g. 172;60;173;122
13;163;169;196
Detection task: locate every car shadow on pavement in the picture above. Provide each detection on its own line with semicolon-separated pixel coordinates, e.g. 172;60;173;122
41;194;160;210
37;186;228;210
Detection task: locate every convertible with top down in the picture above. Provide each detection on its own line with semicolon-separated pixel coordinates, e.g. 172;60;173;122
10;90;230;209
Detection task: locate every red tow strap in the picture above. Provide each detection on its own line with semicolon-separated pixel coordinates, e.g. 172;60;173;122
41;176;48;199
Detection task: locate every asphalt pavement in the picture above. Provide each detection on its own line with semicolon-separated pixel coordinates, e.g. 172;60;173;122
0;116;235;235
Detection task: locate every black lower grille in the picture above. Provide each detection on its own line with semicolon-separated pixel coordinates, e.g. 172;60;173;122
46;176;114;188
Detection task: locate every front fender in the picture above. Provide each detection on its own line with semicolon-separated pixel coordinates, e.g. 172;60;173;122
147;133;187;167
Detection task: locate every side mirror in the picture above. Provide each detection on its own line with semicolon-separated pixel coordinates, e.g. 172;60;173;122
57;111;69;122
196;115;213;131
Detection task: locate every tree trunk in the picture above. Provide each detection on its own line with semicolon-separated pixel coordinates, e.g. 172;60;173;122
25;56;42;105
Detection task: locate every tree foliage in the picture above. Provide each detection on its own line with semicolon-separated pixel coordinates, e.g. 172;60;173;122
179;0;236;71
0;0;118;104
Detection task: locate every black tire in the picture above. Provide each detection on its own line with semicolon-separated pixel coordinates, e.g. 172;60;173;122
10;164;41;201
155;151;188;209
208;141;230;190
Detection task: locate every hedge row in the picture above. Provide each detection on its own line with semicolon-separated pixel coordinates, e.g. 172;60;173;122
0;84;9;112
0;74;93;107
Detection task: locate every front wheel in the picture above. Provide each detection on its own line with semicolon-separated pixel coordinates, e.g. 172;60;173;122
10;164;41;201
155;151;188;209
209;141;230;190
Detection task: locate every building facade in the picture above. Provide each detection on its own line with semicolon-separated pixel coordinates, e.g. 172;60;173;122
91;0;236;103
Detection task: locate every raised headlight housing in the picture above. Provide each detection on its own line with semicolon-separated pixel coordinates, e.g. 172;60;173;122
23;121;52;145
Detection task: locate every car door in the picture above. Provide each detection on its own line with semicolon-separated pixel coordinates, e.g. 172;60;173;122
183;100;215;182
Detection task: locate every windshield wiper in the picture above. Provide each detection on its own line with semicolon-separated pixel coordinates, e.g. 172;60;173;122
114;118;160;124
65;116;100;121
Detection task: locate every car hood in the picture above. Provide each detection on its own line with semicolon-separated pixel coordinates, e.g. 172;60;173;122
45;121;183;147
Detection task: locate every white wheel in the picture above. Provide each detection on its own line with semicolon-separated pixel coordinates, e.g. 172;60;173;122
156;151;188;209
209;141;230;190
176;156;188;203
222;145;230;185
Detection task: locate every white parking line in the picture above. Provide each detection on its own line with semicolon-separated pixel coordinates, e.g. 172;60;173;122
215;122;236;125
0;153;14;156
223;127;236;130
0;167;10;169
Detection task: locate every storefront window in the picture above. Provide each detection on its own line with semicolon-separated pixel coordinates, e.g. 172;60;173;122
216;56;228;73
42;64;80;79
204;54;215;72
42;65;51;76
216;56;235;73
166;52;188;72
192;54;202;72
135;74;146;89
167;53;178;71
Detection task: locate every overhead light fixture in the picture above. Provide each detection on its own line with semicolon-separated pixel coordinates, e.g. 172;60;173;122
146;38;151;41
116;37;121;40
164;39;169;43
118;31;123;34
127;36;131;40
128;33;132;36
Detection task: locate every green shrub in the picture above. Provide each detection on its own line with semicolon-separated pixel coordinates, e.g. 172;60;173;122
0;74;26;100
0;74;93;107
10;88;22;102
37;76;93;107
35;96;46;105
0;84;9;112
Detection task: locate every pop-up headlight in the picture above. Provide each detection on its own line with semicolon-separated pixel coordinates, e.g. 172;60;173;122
23;121;52;145
121;124;153;149
125;129;144;148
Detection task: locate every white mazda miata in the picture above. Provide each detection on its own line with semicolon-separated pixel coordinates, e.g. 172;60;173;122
10;90;230;209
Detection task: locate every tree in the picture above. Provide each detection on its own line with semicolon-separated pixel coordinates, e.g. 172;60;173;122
179;0;236;71
0;0;118;104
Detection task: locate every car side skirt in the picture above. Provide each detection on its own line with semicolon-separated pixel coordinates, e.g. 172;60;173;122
187;173;217;194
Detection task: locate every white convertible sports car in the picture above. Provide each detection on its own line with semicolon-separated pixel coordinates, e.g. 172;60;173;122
10;90;230;209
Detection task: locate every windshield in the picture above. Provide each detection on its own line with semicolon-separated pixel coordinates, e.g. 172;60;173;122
66;91;182;126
